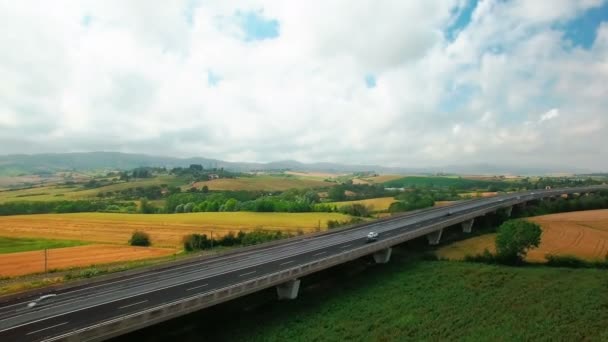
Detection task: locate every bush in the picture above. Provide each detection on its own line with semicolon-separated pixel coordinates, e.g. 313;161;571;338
183;233;211;251
327;217;364;229
129;231;151;246
495;220;542;264
464;249;496;263
545;254;589;268
338;203;370;217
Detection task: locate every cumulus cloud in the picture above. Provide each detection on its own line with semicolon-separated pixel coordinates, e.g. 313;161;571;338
0;0;607;169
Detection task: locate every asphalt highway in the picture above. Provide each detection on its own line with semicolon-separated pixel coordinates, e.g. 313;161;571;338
0;186;605;341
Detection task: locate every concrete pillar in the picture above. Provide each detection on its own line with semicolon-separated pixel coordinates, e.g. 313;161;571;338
461;219;474;233
426;229;443;245
276;279;301;300
373;248;392;264
504;206;513;217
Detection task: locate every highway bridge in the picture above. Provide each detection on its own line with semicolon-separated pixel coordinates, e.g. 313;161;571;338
0;185;606;341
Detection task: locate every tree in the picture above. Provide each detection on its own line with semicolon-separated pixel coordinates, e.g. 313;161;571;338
139;198;155;214
129;231;151;246
328;185;346;201
495;220;542;264
183;202;195;213
223;198;238;212
202;185;209;193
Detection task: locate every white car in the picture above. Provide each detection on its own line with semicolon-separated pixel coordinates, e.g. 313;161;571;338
27;294;57;308
366;232;378;242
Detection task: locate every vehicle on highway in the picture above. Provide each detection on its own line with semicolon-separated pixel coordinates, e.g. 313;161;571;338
27;294;57;308
366;231;378;242
446;210;453;216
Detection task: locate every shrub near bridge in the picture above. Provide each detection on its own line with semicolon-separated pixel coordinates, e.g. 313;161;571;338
495;220;542;264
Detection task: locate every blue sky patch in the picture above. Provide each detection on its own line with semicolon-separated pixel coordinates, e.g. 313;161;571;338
445;0;478;41
81;14;93;27
235;10;280;41
559;2;608;49
183;0;200;26
207;71;221;86
365;75;377;88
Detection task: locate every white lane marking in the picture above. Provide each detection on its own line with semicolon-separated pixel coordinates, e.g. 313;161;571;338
313;251;326;256
239;271;256;277
279;260;294;266
26;321;68;335
340;244;352;249
118;300;148;309
186;284;208;291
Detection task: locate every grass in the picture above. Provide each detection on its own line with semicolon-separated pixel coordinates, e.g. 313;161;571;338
192;175;334;191
0;236;86;254
326;197;397;211
118;248;608;341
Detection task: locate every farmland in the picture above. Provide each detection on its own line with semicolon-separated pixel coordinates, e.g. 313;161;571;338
0;236;86;254
327;197;397;212
436;209;608;262
0;175;183;203
355;174;404;184
0;245;175;277
192;175;333;191
383;175;506;189
0;212;352;248
121;249;608;341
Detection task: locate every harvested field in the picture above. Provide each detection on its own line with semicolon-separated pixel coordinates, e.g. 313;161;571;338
436;209;608;262
0;245;174;277
192;176;333;191
0;212;351;248
435;201;457;207
327;197;397;211
284;171;345;179
360;175;404;183
459;191;498;198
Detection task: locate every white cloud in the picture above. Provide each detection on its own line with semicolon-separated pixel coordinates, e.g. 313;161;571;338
539;108;559;123
0;0;607;170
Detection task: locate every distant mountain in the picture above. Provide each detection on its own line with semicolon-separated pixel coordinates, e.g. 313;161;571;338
0;152;593;176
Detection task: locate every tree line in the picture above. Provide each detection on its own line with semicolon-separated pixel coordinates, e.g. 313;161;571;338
0;200;136;216
183;229;295;251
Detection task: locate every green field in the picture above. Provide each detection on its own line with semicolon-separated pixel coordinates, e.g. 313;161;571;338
121;249;608;341
384;175;507;190
0;175;184;203
0;236;86;254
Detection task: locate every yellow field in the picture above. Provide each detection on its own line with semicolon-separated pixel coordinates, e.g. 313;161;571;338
0;212;351;248
0;245;175;277
355;175;404;184
327;197;397;211
192;176;333;191
458;192;498;198
284;171;345;180
436;209;608;262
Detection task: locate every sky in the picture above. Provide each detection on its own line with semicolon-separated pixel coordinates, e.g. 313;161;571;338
0;0;607;170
